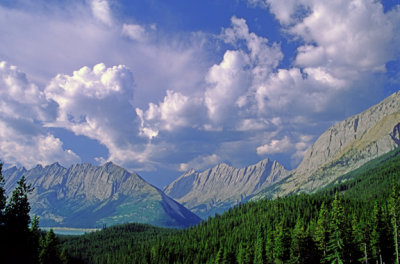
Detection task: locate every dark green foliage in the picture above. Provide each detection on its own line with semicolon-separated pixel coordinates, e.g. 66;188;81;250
390;182;400;264
0;163;6;221
0;163;65;264
4;175;36;263
39;229;62;264
59;148;400;264
326;193;346;264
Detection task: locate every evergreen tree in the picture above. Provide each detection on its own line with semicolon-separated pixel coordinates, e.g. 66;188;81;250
5;176;33;232
236;242;245;264
30;215;41;264
349;214;364;263
326;193;345;264
274;219;290;264
315;202;330;263
215;246;223;264
39;229;62;264
243;243;254;264
4;176;34;264
371;201;394;264
0;163;6;222
390;182;400;264
254;225;266;264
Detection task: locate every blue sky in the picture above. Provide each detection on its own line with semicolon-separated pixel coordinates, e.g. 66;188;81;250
0;0;399;188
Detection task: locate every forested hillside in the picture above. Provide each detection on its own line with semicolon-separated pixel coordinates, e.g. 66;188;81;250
61;148;400;264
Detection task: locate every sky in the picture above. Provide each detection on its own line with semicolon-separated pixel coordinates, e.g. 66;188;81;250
0;0;399;188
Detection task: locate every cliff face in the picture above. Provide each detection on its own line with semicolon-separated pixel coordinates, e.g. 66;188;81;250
255;91;400;199
164;158;289;218
3;162;200;228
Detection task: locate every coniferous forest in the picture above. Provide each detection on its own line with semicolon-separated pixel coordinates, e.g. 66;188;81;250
2;148;400;263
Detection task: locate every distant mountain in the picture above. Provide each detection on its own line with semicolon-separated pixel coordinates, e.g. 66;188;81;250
163;158;289;218
3;162;200;228
254;90;400;199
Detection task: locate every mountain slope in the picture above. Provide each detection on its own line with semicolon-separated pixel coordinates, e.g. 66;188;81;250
3;162;200;228
255;90;400;199
62;149;400;263
164;158;289;218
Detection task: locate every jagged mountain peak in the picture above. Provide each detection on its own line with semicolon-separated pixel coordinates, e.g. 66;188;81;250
3;162;200;228
164;158;289;218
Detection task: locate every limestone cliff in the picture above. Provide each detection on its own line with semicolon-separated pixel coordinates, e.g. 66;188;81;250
163;158;289;218
255;90;400;199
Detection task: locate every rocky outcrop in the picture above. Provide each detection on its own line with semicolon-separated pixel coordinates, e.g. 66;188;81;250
3;162;200;228
255;90;400;199
164;158;289;218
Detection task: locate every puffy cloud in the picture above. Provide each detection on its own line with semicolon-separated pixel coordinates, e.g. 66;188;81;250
251;0;400;75
205;50;250;124
257;136;292;155
44;63;140;166
136;90;205;139
0;61;80;168
1;0;399;176
256;134;313;165
205;17;282;126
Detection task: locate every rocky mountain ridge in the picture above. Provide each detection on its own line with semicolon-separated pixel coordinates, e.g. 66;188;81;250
164;158;289;218
3;162;200;228
254;90;400;199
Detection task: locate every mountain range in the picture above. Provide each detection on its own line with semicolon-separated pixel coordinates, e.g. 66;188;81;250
3;162;200;228
3;90;400;228
164;158;289;218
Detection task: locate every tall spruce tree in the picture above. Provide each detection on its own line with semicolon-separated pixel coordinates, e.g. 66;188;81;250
371;201;394;264
390;182;400;264
315;202;330;263
0;163;6;222
254;225;266;264
326;193;345;264
274;219;291;264
39;229;62;264
4;176;35;263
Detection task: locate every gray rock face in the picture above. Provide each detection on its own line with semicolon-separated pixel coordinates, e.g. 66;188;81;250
164;158;289;218
3;162;200;228
258;90;400;198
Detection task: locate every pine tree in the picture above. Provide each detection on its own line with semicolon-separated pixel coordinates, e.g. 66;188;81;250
390;182;400;264
30;215;41;264
315;202;330;263
274;219;290;264
371;201;394;264
5;176;33;232
0;163;7;257
254;225;266;264
39;229;62;264
326;193;345;264
349;214;364;263
4;176;34;264
237;242;245;264
0;163;6;222
215;246;223;264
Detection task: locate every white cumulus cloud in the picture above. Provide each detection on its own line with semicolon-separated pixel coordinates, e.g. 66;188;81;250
0;61;80;168
44;63;140;166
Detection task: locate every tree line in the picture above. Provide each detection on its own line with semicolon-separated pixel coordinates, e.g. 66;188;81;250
61;149;400;264
0;163;67;264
